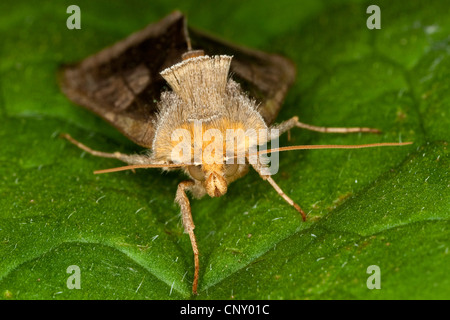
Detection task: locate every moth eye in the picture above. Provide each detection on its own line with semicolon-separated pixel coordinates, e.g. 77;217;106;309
188;165;206;181
224;163;239;177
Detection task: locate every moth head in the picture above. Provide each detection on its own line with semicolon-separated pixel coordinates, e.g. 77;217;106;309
187;163;240;197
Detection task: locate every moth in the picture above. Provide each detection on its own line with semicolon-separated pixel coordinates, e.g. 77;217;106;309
59;11;411;295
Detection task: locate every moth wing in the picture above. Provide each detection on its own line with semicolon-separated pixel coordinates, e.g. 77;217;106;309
59;11;189;148
59;12;296;149
190;29;296;125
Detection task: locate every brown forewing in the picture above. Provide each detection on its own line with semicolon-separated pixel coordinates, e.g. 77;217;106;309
59;11;296;148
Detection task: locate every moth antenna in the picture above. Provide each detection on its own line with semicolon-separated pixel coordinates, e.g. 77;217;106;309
94;163;186;175
255;141;413;156
183;14;192;51
180;16;205;61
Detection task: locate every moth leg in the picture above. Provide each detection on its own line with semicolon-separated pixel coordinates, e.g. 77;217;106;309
61;133;150;165
251;163;306;221
271;116;380;139
175;180;200;295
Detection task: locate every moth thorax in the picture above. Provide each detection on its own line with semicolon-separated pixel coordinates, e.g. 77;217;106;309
182;50;205;60
160;55;232;108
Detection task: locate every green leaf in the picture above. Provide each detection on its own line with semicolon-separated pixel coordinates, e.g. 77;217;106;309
0;0;448;300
